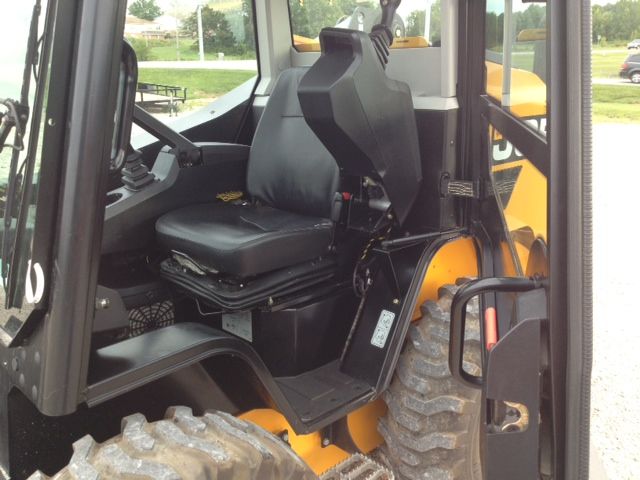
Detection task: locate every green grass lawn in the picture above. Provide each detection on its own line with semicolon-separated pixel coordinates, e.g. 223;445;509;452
131;37;255;62
137;68;256;101
593;84;640;123
590;47;640;123
592;49;629;78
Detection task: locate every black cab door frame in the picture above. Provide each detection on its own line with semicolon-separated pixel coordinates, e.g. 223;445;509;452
456;0;592;478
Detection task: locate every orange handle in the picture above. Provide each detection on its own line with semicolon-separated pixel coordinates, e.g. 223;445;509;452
484;307;498;351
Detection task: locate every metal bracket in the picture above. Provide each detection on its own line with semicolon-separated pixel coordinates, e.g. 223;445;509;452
484;317;546;480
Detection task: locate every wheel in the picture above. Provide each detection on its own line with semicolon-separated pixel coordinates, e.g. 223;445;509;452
28;407;317;480
631;72;640;84
378;281;482;480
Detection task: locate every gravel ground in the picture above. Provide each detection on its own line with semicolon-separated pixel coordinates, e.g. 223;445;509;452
591;123;640;479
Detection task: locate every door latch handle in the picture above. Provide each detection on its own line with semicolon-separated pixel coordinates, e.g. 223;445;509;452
449;276;545;389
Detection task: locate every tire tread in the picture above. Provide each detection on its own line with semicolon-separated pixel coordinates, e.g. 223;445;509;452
28;408;317;480
379;282;482;480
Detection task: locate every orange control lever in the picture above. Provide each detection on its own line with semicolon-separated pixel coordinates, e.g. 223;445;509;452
484;307;498;351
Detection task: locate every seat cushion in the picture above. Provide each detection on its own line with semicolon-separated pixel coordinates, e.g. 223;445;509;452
156;203;333;277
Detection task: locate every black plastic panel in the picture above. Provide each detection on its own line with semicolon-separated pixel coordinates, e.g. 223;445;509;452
276;360;370;425
86;322;374;434
404;109;459;232
298;28;422;224
485;317;544;480
87;323;251;405
340;243;425;385
254;289;358;376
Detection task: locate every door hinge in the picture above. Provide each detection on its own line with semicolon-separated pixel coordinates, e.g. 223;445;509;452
440;173;498;200
440;173;482;199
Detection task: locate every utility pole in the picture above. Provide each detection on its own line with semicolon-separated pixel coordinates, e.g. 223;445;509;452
175;8;180;61
197;4;205;62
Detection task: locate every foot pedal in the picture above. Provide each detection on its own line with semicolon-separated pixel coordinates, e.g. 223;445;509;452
320;453;394;480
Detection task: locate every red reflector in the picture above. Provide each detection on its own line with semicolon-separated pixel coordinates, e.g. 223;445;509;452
484;307;498;351
622;62;629;69
342;192;352;201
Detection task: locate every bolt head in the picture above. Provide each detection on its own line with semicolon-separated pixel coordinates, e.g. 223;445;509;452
96;298;110;309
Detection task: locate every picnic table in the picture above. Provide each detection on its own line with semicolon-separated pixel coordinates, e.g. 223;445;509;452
136;82;187;116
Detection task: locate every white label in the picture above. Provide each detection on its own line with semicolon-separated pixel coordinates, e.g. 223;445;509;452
222;311;253;342
25;260;45;304
371;309;395;348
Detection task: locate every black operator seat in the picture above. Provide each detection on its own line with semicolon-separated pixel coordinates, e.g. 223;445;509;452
155;68;339;277
298;27;422;225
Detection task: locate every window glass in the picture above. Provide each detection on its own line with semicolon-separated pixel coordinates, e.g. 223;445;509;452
489;126;547;275
289;0;442;52
0;0;51;326
125;0;258;130
485;0;547;128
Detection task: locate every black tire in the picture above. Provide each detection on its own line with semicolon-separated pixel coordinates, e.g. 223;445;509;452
631;71;640;84
28;407;317;480
378;282;483;480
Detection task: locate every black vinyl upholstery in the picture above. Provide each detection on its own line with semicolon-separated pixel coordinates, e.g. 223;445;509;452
156;68;339;277
156;204;333;277
247;68;339;218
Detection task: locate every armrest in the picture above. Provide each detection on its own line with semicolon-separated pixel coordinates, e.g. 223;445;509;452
197;142;251;167
103;144;250;255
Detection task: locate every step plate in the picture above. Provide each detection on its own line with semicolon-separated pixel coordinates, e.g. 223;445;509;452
320;453;395;480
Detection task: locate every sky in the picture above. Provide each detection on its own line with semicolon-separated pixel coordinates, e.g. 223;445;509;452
0;2;45;98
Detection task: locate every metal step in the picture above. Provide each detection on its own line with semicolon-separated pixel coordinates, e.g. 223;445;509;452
320;453;394;480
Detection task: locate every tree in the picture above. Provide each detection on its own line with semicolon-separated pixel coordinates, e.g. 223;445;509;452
406;1;440;44
127;37;152;61
406;10;425;37
428;0;441;45
289;0;376;39
514;4;545;33
128;0;163;21
242;0;256;53
485;11;504;51
182;6;239;54
591;0;640;44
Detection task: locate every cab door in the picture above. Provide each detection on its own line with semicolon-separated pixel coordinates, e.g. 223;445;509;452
455;0;592;478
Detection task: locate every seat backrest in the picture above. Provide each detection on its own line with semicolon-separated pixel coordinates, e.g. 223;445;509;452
298;28;422;225
247;68;339;219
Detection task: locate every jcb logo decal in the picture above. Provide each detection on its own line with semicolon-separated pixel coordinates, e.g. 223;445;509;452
492;117;546;163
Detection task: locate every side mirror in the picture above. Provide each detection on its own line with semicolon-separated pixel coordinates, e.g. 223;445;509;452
110;40;138;172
